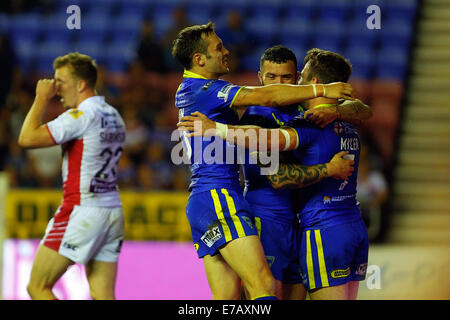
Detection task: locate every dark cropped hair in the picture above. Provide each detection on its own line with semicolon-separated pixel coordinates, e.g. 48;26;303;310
172;22;215;69
260;45;298;71
303;48;352;83
53;52;98;88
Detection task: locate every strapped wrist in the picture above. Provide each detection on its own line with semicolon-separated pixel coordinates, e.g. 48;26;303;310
216;122;228;140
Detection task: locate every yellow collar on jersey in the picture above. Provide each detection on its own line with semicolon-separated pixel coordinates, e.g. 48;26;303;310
183;70;208;79
313;103;337;109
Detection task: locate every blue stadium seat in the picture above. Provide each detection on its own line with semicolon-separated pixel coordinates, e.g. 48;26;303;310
312;21;345;50
103;41;137;73
152;14;173;41
311;38;343;54
344;46;375;80
386;0;418;21
72;40;105;63
317;0;352;22
116;0;150;16
215;0;251;14
285;44;307;65
245;16;279;46
109;13;144;43
9;13;42;41
35;40;75;74
375;45;410;80
41;13;77;42
282;0;317;20
380;18;414;49
345;15;381;47
186;6;216;25
278;19;312;48
248;0;282;19
240;46;268;72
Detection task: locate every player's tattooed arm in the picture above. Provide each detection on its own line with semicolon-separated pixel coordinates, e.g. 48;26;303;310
267;163;329;189
266;151;355;189
304;98;372;128
336;99;372;125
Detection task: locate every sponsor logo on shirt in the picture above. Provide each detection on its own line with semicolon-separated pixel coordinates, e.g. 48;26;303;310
201;225;222;247
331;267;351;278
69;109;83;119
63;242;78;251
194;243;199;251
323;194;356;204
217;84;236;102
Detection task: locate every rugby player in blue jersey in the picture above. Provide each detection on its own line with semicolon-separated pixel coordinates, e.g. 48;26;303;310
239;46;371;300
178;48;369;300
171;22;355;300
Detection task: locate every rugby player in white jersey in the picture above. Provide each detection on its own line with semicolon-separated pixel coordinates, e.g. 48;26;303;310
18;52;126;300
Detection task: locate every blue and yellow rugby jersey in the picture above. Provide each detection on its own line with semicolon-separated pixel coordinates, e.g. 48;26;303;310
286;104;362;229
175;70;244;194
240;104;301;223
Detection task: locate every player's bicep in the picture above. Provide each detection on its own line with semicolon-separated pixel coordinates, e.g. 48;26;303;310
231;86;271;109
18;124;57;148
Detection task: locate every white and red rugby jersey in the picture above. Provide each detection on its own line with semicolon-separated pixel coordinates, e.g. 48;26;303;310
46;96;126;207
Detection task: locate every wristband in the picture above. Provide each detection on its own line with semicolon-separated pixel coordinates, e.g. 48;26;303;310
323;84;327;97
279;129;291;151
312;84;317;97
216;122;228;140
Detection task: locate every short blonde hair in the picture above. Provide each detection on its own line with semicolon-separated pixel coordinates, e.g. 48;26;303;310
53;52;98;88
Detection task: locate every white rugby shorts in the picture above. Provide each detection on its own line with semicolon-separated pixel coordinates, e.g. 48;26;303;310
41;204;124;264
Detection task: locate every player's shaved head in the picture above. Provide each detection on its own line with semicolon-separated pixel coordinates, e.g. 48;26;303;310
260;45;298;71
172;22;215;69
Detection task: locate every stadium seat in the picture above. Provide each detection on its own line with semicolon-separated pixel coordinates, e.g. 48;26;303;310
375;45;410;81
186;6;216;25
311;21;345;52
9;13;42;42
116;0;151;17
35;40;75;74
240;45;269;72
317;0;352;22
386;0;418;21
278;18;312;46
380;18;414;49
282;0;316;20
248;0;282;19
245;16;279;46
72;40;105;64
109;13;144;43
104;41;137;73
344;46;375;80
215;0;251;14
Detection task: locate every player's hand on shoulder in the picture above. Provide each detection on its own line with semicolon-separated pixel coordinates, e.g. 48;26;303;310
304;106;338;128
36;79;57;100
326;151;355;180
324;82;354;100
177;111;217;137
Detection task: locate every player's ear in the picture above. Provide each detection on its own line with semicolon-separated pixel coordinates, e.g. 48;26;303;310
193;53;206;67
258;71;263;85
77;79;88;92
295;71;300;84
310;77;319;84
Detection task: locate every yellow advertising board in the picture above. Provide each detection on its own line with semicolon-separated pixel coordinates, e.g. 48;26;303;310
5;190;191;241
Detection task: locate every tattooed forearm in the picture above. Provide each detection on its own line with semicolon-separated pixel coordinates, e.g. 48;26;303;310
267;163;328;189
337;99;372;125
